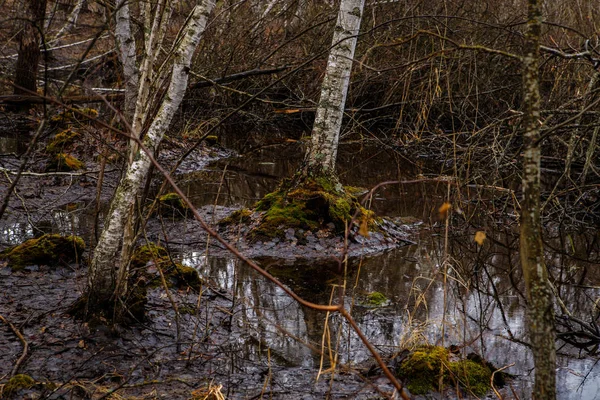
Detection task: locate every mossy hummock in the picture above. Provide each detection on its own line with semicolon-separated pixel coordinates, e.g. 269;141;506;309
3;374;35;397
157;192;189;217
1;234;85;270
131;244;201;290
251;174;373;239
45;128;80;153
396;345;493;396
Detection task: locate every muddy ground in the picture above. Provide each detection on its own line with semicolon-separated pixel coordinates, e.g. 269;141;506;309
0;117;426;399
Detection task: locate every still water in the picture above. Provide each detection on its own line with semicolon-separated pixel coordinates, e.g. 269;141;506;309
1;132;598;398
177;140;600;399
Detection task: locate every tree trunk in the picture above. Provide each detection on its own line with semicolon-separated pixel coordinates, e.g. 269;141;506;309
302;0;365;177
85;0;216;317
114;0;139;121
13;0;47;110
520;0;556;398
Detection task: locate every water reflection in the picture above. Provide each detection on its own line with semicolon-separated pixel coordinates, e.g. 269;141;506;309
176;141;600;399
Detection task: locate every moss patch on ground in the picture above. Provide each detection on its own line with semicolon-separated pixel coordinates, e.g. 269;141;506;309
157;192;188;218
2;374;35;397
218;208;252;226
130;244;201;291
1;234;85;271
47;152;85;172
364;291;388;306
396;345;494;396
46;128;81;153
251;175;373;240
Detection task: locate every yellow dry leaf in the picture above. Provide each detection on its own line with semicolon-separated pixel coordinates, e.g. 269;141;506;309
474;231;486;245
438;202;451;218
78;340;86;349
358;217;370;238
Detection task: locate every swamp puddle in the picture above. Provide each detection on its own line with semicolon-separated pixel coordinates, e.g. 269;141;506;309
1;135;599;399
173;140;600;399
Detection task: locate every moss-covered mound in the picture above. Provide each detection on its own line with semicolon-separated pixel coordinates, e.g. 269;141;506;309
130;243;169;269
157;192;188;218
251;176;373;239
130;244;201;291
46;128;80;153
2;374;35;397
396;345;494;396
1;234;85;270
47;152;84;172
218;208;252;227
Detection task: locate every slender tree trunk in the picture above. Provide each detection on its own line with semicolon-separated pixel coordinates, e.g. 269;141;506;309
86;0;216;314
14;0;47;109
520;0;556;398
114;0;139;121
302;0;365;177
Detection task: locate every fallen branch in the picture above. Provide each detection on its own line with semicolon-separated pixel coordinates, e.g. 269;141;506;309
191;66;291;89
0;94;123;105
0;314;29;377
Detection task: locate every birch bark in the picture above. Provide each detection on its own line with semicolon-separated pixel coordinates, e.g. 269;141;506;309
520;0;556;398
302;0;365;176
86;0;216;311
114;0;138;121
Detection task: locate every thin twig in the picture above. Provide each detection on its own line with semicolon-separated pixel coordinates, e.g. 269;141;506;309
0;314;29;377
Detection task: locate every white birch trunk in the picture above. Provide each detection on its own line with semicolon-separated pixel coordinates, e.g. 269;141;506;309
87;0;216;306
114;0;138;120
52;0;85;41
304;0;365;174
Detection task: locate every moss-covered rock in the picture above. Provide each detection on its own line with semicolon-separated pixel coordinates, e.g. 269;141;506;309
3;374;35;397
130;244;201;291
45;128;80;153
157;192;188;217
396;345;494;396
397;345;449;395
1;234;85;270
130;243;169;270
47;152;84;172
218;208;252;226
448;359;492;396
364;291;388;306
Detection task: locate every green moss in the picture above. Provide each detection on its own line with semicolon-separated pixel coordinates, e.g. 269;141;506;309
157;192;188;217
397;345;449;395
3;374;35;397
51;108;98;124
130;243;168;270
397;346;493;396
251;175;369;239
344;186;368;196
46;128;80;153
365;291;388;306
1;234;85;270
171;263;202;290
218;208;252;226
448;359;492;396
47;153;84;172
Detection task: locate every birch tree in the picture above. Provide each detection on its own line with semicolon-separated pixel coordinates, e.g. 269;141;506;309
251;0;366;237
520;0;556;398
83;0;216;318
301;0;364;181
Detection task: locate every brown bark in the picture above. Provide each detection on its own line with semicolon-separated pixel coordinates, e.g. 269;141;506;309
13;0;47;110
520;0;556;398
